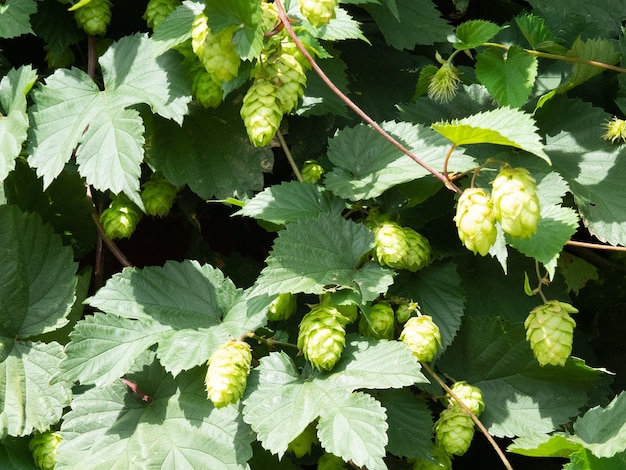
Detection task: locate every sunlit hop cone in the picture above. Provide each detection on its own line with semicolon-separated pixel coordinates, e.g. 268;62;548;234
99;193;143;239
72;0;112;36
403;227;432;271
241;77;283;147
204;340;252;408
427;62;461;103
491;167;540;238
301;160;325;183
374;221;409;269
358;301;396;339
400;315;441;362
318;452;347;470
143;0;179;29
298;0;338;27
434;408;475;456
265;43;310;114
446;381;485;416
524;300;577;366
412;444;452;470
197;25;241;83
454;187;497;256
191;13;209;57
267;292;297;321
297;306;348;371
603;116;626;143
141;174;178;217
29;431;62;470
287;423;319;457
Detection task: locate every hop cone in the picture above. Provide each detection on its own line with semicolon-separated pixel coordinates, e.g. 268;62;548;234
525;300;577;366
434;408;475;456
298;306;347;371
395;301;419;324
359;302;395;339
205;340;252;408
141;174;178;217
287;423;319;457
191;63;223;108
99;194;143;240
318;452;347;470
454;187;497;256
73;0;112;36
403;227;431;271
299;0;338;27
143;0;179;29
265;43;310;114
241;77;283;147
412;445;452;470
492;167;540;238
267;293;297;321
400;315;441;362
373;221;410;269
196;25;241;83
320;293;358;324
29;431;62;470
191;13;209;58
446;381;485;416
301;160;325;184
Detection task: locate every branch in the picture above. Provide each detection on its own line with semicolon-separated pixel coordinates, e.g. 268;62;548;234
566;239;626;252
277;129;304;182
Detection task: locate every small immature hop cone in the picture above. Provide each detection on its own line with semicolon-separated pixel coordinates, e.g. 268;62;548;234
492;167;540;238
400;315;441;362
524;300;577;367
434;408;475;456
298;306;347;371
99;194;143;239
241;77;283;147
141;174;178;217
29;431;62;470
204;340;252;408
427;62;460;103
358;301;396;339
301;160;325;184
298;0;339;28
395;301;418;324
454;188;497;256
446;381;485;416
267;292;297;321
73;0;112;36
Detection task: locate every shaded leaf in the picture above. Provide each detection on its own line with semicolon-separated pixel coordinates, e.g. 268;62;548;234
453;20;505;51
0;0;36;39
558;252;599;295
204;0;264;60
514;13;567;54
573;391;626;458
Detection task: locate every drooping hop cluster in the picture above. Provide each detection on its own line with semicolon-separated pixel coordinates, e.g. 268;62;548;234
428;62;461;103
524;300;577;366
298;306;348;371
299;0;339;27
400;315;441;362
29;431;62;470
204;340;252;408
73;0;112;36
99;194;143;239
434;408;475;456
241;77;284;147
191;13;240;84
373;221;431;272
492;167;540;238
176;40;223;108
358;301;396;339
454;188;497;256
446;381;485;416
412;444;452;470
267;292;297;321
287;423;319;457
141;174;178;217
143;0;179;29
317;452;347;470
301;160;325;183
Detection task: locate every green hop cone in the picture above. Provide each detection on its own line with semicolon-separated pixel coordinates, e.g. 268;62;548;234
492;167;540;238
403;227;431;272
434;408;475;457
299;0;338;27
29;431;62;470
320;293;358;324
73;0;112;36
395;301;419;324
141;174;178;217
412;445;452;470
446;381;485;416
301;160;325;184
267;292;297;321
143;0;179;29
454;187;497;256
524;300;577;367
373;221;410;269
191;13;209;58
359;301;396;339
204;340;252;408
266;42;310;114
241;77;283;147
297;306;347;371
99;194;143;239
287;423;319;458
400;315;441;362
318;452;347;470
197;25;241;84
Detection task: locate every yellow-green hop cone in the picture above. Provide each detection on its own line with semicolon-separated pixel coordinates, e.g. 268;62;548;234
266;47;309;114
298;306;347;371
412;445;452;470
241;77;283;147
287;423;319;458
403;227;431;271
400;315;441;362
318;452;347;470
73;0;112;36
197;25;241;83
492;167;540;238
99;194;143;240
29;431;62;470
299;0;338;27
454;187;497;256
359;301;395;339
191;63;223;108
205;340;252;408
524;300;577;367
373;221;410;269
396;301;419;324
191;13;209;58
427;62;460;103
267;293;297;321
446;381;485;416
301;160;325;184
434;408;475;456
141;174;178;217
143;0;179;29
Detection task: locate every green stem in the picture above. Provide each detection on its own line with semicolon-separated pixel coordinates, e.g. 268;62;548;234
277;129;303;182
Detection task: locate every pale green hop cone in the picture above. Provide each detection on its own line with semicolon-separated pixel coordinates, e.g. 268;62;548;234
525;300;577;366
299;0;338;27
73;0;112;36
29;431;62;470
197;25;241;83
266;45;309;114
301;160;325;184
403;227;431;271
298;306;347;371
320;293;358;323
434;408;475;456
492;167;540;238
141;174;178;217
400;315;441;362
99;194;143;240
373;221;410;269
446;381;485;416
267;292;297;321
241;77;283;147
454;187;497;256
358;301;395;339
204;340;252;408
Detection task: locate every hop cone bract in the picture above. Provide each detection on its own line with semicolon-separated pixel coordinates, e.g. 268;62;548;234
29;431;62;470
99;194;143;239
400;315;441;362
492;167;540;238
454;187;497;256
525;300;577;366
359;301;395;339
299;0;338;27
73;0;112;36
143;0;179;29
298;306;347;371
267;292;297;321
434;408;475;456
446;381;485;416
141;174;178;217
204;340;252;408
241;77;283;147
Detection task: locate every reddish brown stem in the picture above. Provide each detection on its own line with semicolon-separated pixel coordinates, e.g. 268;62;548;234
120;377;153;404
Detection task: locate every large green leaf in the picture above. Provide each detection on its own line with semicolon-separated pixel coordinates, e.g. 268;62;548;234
0;0;36;39
0;435;37;469
514;13;567;54
453;20;505;51
573;391;626;458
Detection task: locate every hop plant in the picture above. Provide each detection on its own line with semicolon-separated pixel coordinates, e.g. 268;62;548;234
318;452;347;470
196;24;241;84
428;62;461;103
412;445;452;470
524;300;578;367
301;160;325;183
29;431;62;470
72;0;112;36
241;77;283;147
298;306;347;371
373;221;430;271
267;292;297;321
191;63;223;108
359;301;396;339
434;408;475;456
141;174;178;217
204;340;252;408
446;381;485;416
491;167;540;238
287;423;319;457
454;187;497;256
99;194;143;239
143;0;179;29
400;315;441;362
320;293;358;324
299;0;338;27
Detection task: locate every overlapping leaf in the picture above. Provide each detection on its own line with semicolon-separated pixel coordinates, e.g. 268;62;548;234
453;20;504;51
514;13;567;54
0;0;36;39
204;0;264;59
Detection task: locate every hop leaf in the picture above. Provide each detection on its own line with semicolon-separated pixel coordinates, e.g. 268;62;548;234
297;306;347;371
287;423;319;457
73;0;113;36
99;193;143;239
140;174;178;217
454;187;497;256
318;452;347;470
267;292;297;321
434;408;475;456
241;77;283;147
427;62;461;103
301;160;325;184
412;444;452;470
446;381;485;416
204;340;252;408
400;315;441;362
491;167;540;238
298;0;338;28
524;300;577;367
359;301;396;339
29;431;62;470
143;0;180;29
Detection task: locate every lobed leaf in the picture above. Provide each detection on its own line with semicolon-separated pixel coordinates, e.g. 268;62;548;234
573;391;626;458
453;20;505;51
514;13;567;54
204;0;264;60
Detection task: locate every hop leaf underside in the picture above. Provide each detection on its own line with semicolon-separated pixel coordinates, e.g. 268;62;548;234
524;300;577;367
204;340;252;408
